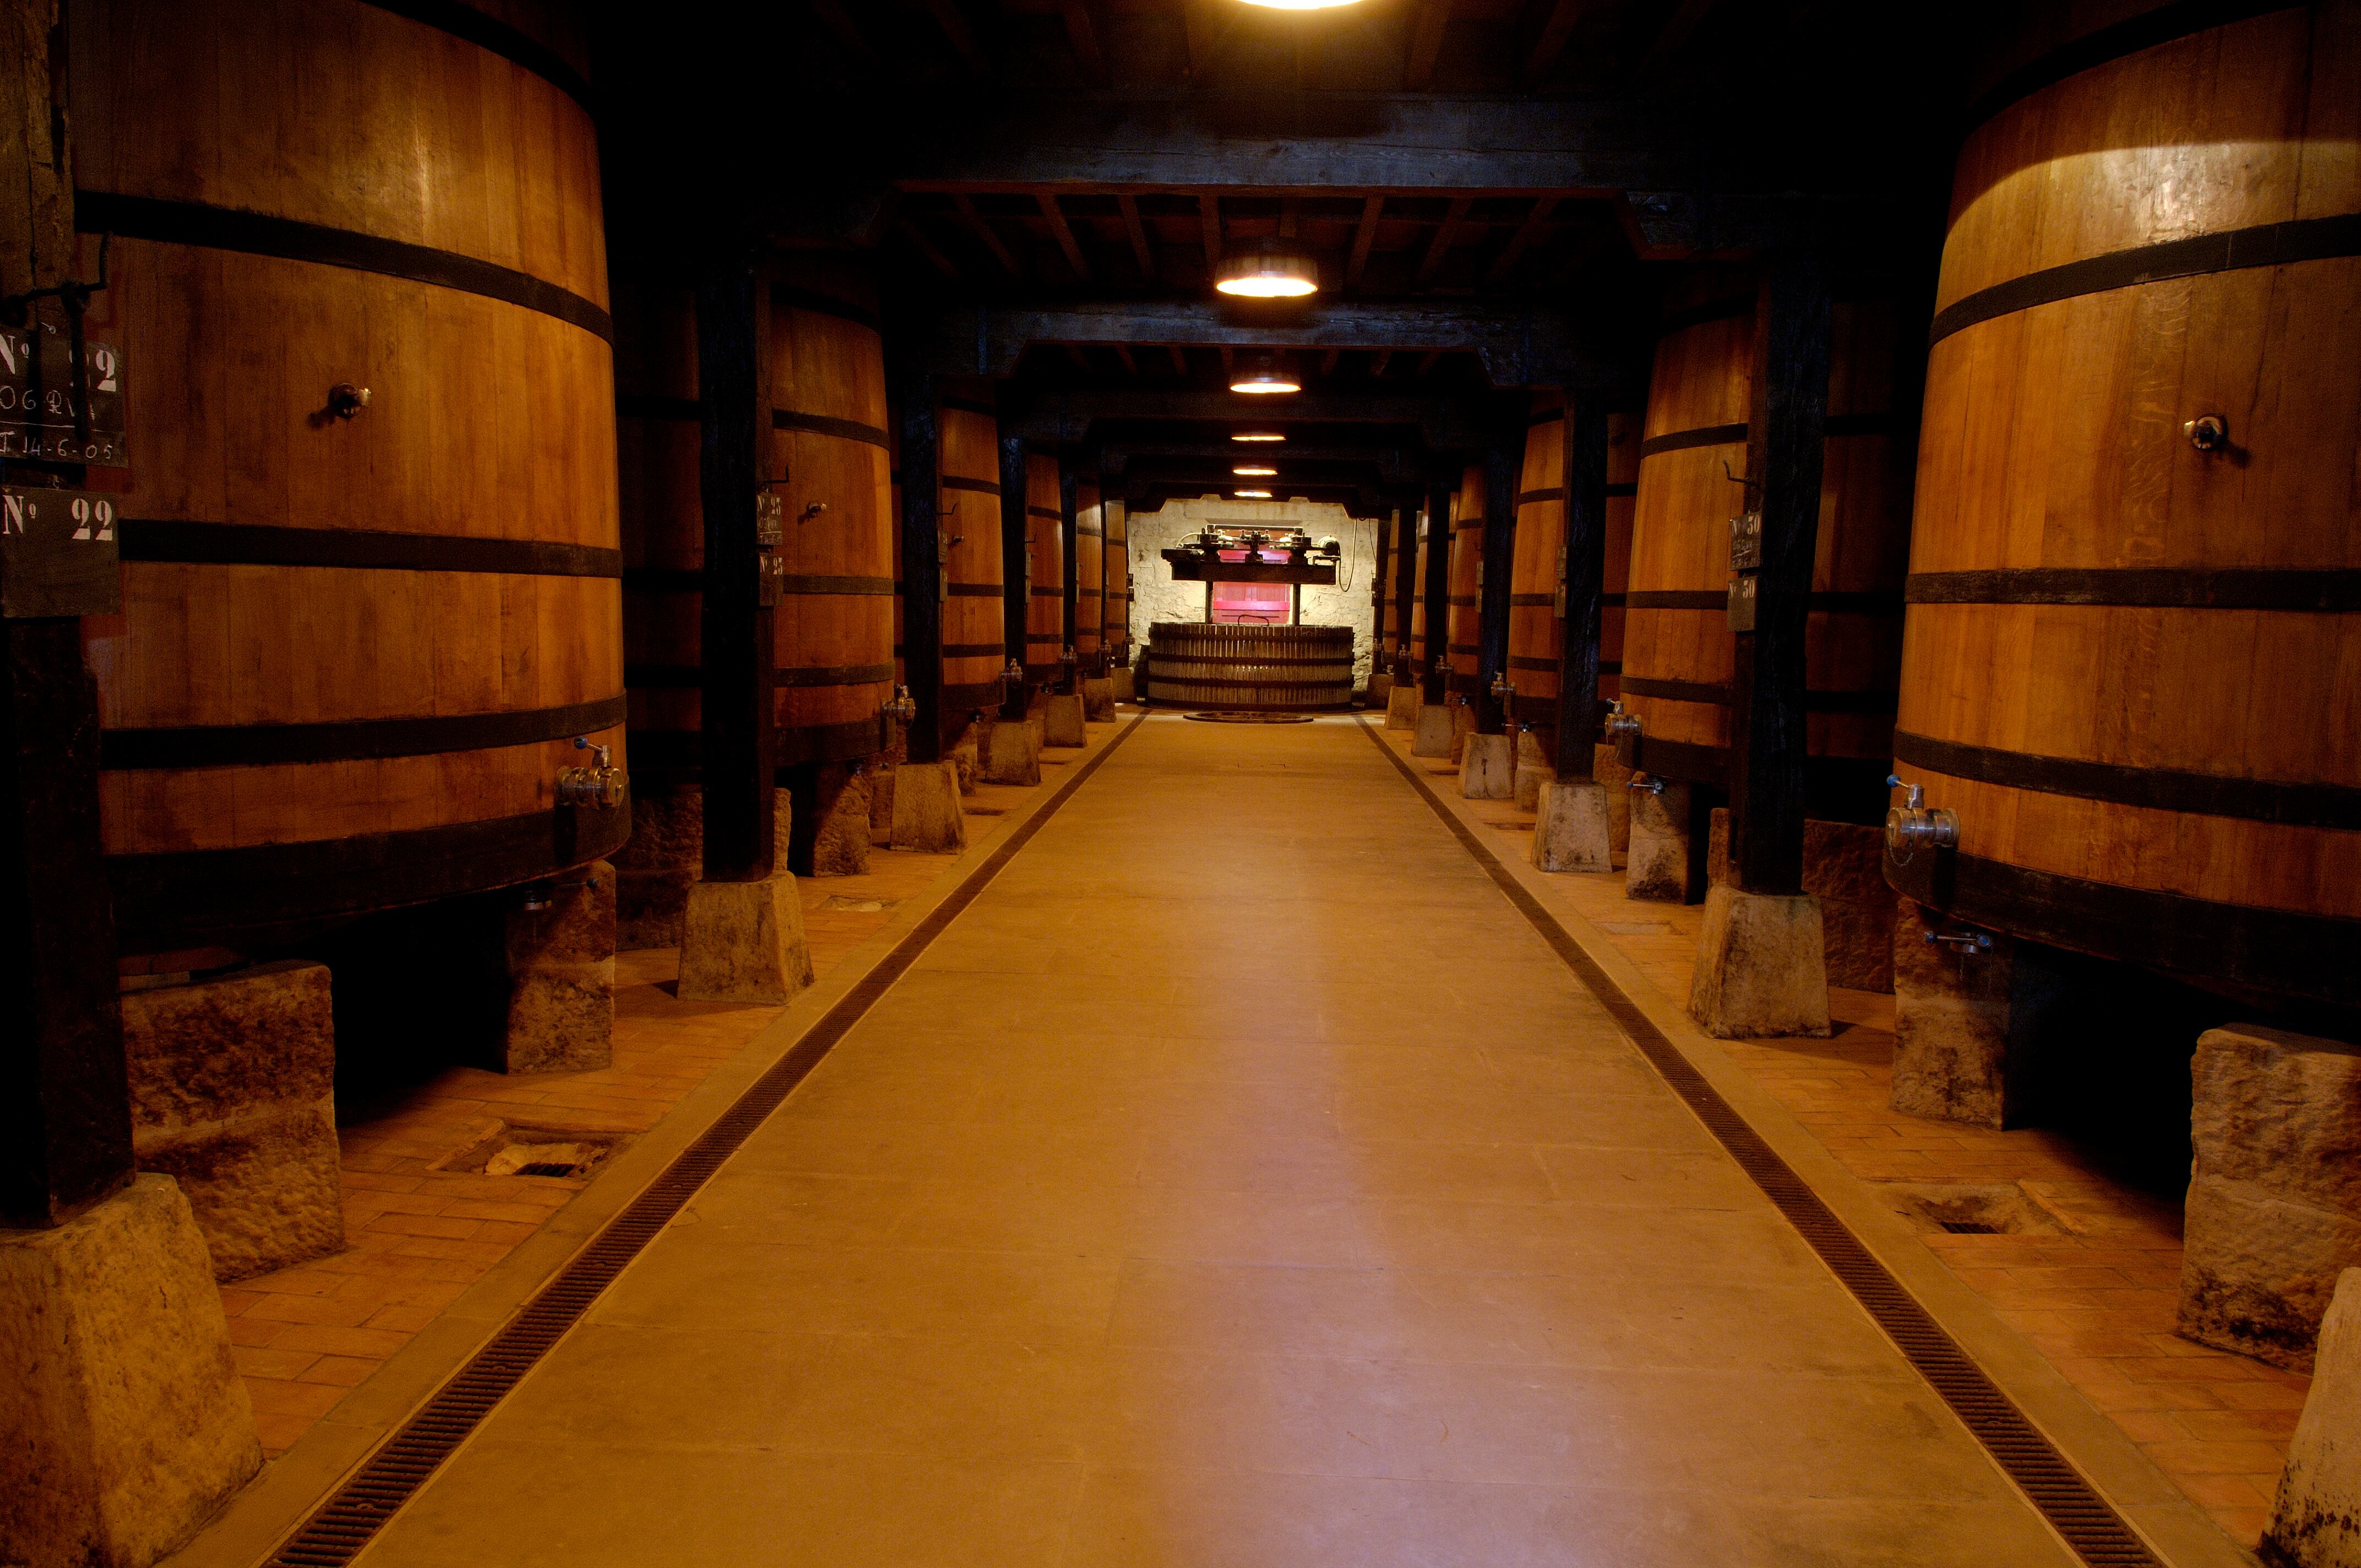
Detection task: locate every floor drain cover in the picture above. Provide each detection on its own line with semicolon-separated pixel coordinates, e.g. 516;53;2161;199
436;1124;626;1182
819;895;901;912
1185;711;1313;723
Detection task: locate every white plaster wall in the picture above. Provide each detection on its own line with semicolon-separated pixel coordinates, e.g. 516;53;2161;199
1124;496;1382;690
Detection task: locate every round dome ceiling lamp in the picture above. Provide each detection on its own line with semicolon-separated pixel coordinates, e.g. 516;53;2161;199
1229;353;1301;395
1214;239;1320;299
1231;431;1286;443
1235;0;1364;9
1234;488;1274;499
1233;464;1278;476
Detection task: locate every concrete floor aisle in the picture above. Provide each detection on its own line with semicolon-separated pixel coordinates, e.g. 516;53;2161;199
349;714;2078;1567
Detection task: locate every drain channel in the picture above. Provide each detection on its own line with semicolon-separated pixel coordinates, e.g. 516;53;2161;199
1357;717;2163;1568
264;716;1147;1568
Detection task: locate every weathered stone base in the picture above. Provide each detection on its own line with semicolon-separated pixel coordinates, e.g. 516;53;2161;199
1888;898;2059;1129
613;790;701;950
1709;812;1896;992
1530;778;1613;873
1385;684;1419;730
1367;673;1392;709
1688;886;1831;1039
1460;733;1516;799
1041;693;1086;748
502;860;616;1074
1081;676;1116;721
948;721;980;794
0;1176;261;1568
1111;665;1135;703
980;718;1041;784
1625;779;1694;902
1513;732;1552;811
2180;1026;2361;1369
1449;700;1475;762
1593;743;1633;853
122;961;342;1282
677;876;814;1004
890;759;968;852
1410;701;1455;757
2267;1267;2361;1567
789;763;871;877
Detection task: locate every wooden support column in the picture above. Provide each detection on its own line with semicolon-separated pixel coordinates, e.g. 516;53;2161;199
1473;424;1520;735
1393;497;1419;678
996;432;1029;720
696;257;776;880
1370;498;1391;661
1553;404;1611;781
1058;464;1080;694
1726;253;1834;897
1420;480;1452;704
894;366;946;763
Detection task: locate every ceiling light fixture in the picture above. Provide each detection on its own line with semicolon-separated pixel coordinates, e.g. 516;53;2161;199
1236;0;1364;9
1231;431;1286;443
1234;488;1274;499
1214;238;1320;299
1229;353;1300;395
1233;464;1277;476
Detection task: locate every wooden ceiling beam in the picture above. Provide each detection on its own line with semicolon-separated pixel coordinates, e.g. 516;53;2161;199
1483;195;1559;289
1345;195;1384;291
1117;194;1156;281
897;219;962;281
1113;344;1139;375
1416;350;1444;376
1523;0;1593;86
1415;195;1473;287
1320;349;1341;376
1066;344;1094;372
1180;1;1228;78
1369;349;1394;378
1036;192;1092;281
1058;1;1107;83
1167;345;1190;375
1640;0;1719;68
1405;0;1452;89
951;192;1022;277
924;0;991;77
1199;194;1222;272
808;0;875;63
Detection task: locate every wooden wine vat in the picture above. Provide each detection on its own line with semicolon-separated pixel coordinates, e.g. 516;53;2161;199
767;259;895;766
938;394;1008;725
1621;269;1911;824
1075;481;1105;673
1104;496;1131;667
1889;2;2361;1006
1445;462;1486;698
1144;625;1353;711
1505;394;1568;728
1024;454;1065;684
1410;520;1435;680
72;0;625;948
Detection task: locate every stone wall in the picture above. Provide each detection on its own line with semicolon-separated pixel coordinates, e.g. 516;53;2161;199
1124;496;1380;692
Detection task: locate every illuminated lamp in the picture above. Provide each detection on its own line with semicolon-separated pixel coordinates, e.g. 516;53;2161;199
1214;239;1319;298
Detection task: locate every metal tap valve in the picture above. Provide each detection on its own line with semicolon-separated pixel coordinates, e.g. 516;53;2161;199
1884;774;1960;862
1002;657;1024;692
557;736;627;809
1602;698;1641;766
1626;772;1666;796
882;685;917;725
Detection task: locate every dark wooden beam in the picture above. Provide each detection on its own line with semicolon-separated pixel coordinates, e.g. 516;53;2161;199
894;368;948;763
1370;348;1394;378
697;257;777;881
1415;195;1472;287
1416;350;1444;377
1180;0;1227;77
1483;194;1560;289
1521;0;1588;86
1117;194;1155;280
950;192;1021;277
1036;192;1091;281
1405;0;1452;89
1167;344;1189;375
809;0;877;63
1320;349;1340;377
1113;344;1139;375
1553;404;1608;777
1726;253;1834;896
1059;466;1081;693
1058;0;1106;81
896;218;961;281
1198;193;1222;271
1474;421;1520;734
1421;480;1454;702
1640;0;1719;68
1346;194;1384;290
925;0;991;76
1065;343;1093;373
1279;197;1301;241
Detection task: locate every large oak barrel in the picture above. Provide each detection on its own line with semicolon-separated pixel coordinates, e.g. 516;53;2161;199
1507;394;1569;727
1446;462;1486;699
1144;624;1353;711
1074;482;1105;673
1022;454;1065;684
74;0;624;949
1410;513;1437;680
768;260;894;765
1622;270;1910;822
1889;2;2361;1007
938;393;1008;724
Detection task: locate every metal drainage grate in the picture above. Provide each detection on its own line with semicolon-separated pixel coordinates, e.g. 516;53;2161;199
265;715;1150;1568
1358;717;2163;1568
1184;710;1313;723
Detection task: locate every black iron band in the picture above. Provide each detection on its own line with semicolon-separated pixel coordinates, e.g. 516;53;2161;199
617;393;700;422
1906;568;2361;612
1639;423;1749;459
1027;506;1062;520
118;520;623;579
772;409;890;449
1894;730;2361;832
1507;655;1557;672
102;694;627;771
356;0;594;111
1930;211;2361;346
776;714;891;769
1885;846;2359;1009
1517;487;1566;505
775;663;894;689
1509;594;1557;607
945;581;1002;596
940;643;1007;659
941;475;1002;496
768;285;879;333
780;574;894;596
1960;0;2304;135
78;191;613;342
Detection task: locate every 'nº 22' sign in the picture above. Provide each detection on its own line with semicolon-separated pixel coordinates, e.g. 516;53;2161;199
0;484;122;617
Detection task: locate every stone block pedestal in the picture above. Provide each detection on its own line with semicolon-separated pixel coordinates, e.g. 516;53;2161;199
2267;1267;2361;1567
1410;701;1455;758
1367;673;1392;710
502;859;616;1074
791;763;871;877
677;876;814;1004
2180;1025;2361;1368
1530;778;1613;873
948;722;981;794
1041;693;1086;748
890;759;968;852
612;790;700;950
1708;812;1896;992
980;718;1041;785
0;1176;261;1568
1081;676;1115;721
1889;898;2063;1129
1111;666;1135;703
121;961;341;1282
1460;733;1516;800
1688;886;1831;1039
1625;779;1694;902
1513;732;1551;811
1384;685;1419;729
